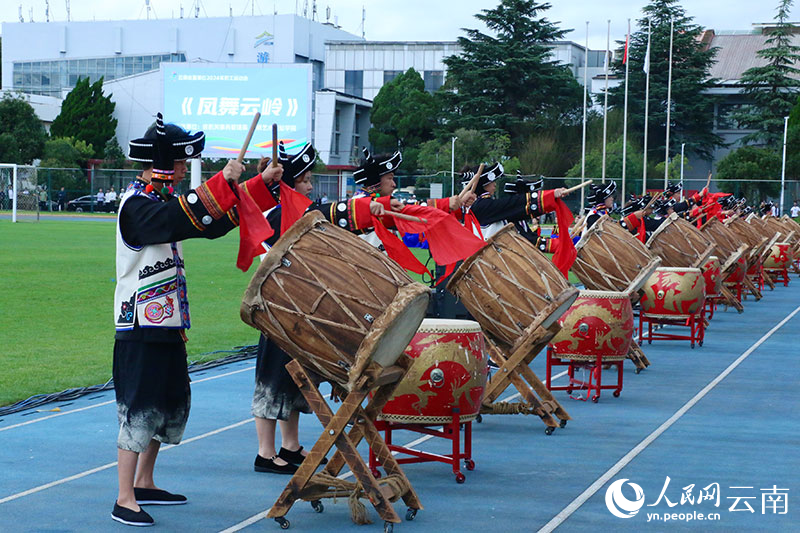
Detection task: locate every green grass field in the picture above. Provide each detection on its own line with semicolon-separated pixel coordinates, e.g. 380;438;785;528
0;215;582;407
0;217;265;406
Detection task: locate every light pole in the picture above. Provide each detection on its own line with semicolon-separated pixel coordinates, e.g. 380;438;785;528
780;116;789;216
451;136;457;196
680;143;685;201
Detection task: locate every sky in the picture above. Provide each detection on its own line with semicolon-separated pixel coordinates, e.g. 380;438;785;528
1;0;799;50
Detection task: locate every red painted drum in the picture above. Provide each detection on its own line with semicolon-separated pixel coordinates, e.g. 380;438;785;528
379;319;489;424
548;291;634;362
763;243;792;271
640;267;706;317
701;256;722;296
725;256;747;284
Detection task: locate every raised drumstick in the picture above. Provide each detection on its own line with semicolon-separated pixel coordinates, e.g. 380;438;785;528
236;112;261;166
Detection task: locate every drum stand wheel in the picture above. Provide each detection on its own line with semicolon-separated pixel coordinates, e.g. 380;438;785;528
479;322;571;433
267;358;423;529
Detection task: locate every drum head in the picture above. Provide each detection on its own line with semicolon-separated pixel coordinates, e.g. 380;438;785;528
417;318;482;333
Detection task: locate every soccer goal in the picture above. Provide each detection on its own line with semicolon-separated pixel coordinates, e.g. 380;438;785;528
0;164;41;223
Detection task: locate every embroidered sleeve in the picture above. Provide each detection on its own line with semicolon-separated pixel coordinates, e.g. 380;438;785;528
621;213;640;232
312;197;375;232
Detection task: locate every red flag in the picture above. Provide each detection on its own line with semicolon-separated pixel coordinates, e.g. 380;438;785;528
394;205;485;267
548;193;577;279
279;181;312;232
463;210;484;240
235;183;275;272
371;215;429;275
623;33;629;64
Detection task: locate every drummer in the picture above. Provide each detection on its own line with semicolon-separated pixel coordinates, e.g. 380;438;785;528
251;142;328;475
111;114;283;527
463;162;570;242
582;181;617;235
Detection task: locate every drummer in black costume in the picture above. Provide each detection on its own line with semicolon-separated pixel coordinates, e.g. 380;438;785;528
251;142;320;475
252;143;399;474
112;114;283;526
465;162;569;242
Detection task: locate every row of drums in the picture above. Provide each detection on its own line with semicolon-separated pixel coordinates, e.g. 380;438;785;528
241;210;799;425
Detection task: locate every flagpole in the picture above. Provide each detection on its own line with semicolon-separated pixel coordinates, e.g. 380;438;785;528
581;20;589;207
601;19;610;184
664;17;674;189
622;18;630;204
642;19;651;195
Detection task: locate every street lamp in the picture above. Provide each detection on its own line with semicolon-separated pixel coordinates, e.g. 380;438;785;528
451;136;457;196
780;116;789;216
680;143;685;201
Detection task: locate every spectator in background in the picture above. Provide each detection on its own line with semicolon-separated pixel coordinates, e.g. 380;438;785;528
320;193;328;203
0;189;6;210
771;203;779;217
791;201;800;219
39;187;48;211
97;188;105;210
57;187;67;211
106;186;118;213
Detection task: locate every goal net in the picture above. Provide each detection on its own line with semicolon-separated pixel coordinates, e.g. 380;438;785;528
0;164;40;223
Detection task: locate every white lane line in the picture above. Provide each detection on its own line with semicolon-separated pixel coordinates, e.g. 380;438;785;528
0;366;255;433
0;419;253;505
220;371;574;532
537;304;800;533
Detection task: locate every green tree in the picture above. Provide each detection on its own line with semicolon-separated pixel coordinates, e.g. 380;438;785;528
50;77;118;159
716;146;781;201
566;138;644;195
40;137;95;191
101;137;126;169
733;0;800;146
442;0;583;146
607;0;722;160
368;68;437;171
0;93;47;164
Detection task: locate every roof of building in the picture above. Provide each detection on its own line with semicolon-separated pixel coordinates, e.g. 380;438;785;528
709;32;800;83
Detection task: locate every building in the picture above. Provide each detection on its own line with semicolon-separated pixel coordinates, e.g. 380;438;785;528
2;13;611;192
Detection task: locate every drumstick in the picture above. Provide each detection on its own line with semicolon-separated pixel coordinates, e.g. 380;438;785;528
562;180;593;195
237;112;261;165
461;163;484;197
382;211;428;224
271;123;279;168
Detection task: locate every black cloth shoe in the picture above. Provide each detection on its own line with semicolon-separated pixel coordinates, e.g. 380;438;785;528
278;446;328;466
111;502;154;527
254;454;299;474
134;487;187;505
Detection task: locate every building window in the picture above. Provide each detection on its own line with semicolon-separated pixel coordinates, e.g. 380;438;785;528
344;70;363;98
353;112;361;154
424;71;444;93
334;109;341;156
383;70;402;84
12;53;186;97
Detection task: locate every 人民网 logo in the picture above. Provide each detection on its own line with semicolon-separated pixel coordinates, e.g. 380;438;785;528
605;479;645;518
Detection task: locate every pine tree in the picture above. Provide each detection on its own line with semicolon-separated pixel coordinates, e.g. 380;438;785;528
607;0;722;161
442;0;583;146
50;77;118;159
368;68;437;170
733;0;800;146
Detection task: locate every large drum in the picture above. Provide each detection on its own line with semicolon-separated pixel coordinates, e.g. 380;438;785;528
447;224;579;347
379;319;489;424
646;213;716;268
241;211;430;390
701;217;747;275
701;256;722;296
761;216;793;242
548;291;634;362
572;216;661;294
640;267;706;317
725;217;770;263
763;243;792;271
